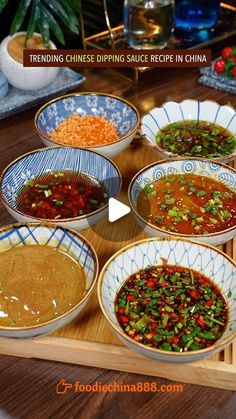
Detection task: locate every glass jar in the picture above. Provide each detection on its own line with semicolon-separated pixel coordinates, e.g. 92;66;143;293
124;0;175;49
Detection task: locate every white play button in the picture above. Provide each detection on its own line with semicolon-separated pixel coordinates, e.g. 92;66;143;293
108;198;131;223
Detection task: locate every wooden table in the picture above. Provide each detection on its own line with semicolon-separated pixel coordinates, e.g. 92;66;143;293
0;66;236;418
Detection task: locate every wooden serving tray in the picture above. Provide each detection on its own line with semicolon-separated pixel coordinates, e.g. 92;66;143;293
0;140;235;391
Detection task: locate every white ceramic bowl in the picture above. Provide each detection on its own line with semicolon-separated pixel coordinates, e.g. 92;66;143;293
128;158;236;246
0;32;59;90
141;99;236;163
0;147;121;231
98;237;236;363
34;92;140;158
0;223;98;338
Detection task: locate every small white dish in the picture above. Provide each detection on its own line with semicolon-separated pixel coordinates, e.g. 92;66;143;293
141;99;236;163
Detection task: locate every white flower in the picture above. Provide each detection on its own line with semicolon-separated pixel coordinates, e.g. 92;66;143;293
105;98;116;109
111;112;122;125
120;121;130;133
39;113;46;127
47;104;58;119
63;98;75;112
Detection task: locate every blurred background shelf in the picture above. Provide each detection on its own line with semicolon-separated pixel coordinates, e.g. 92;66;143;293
83;1;236;81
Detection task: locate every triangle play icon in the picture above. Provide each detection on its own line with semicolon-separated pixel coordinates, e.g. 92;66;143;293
108;198;131;223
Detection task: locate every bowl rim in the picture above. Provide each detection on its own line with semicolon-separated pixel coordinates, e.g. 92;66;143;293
0;146;122;223
97;236;236;358
34;91;141;149
128;156;236;239
0;222;99;331
141;99;236;161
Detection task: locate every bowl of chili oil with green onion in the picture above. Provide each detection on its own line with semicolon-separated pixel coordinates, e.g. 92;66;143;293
98;238;236;363
141;100;236;163
128;158;236;246
115;264;228;353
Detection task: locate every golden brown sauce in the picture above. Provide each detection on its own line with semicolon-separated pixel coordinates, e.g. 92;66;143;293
137;174;236;235
0;245;86;327
7;34;47;64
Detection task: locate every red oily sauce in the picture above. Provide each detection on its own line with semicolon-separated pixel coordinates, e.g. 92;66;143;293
137;174;236;235
17;171;108;220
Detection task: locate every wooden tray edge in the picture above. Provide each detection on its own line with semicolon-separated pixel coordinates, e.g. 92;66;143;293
1;336;235;391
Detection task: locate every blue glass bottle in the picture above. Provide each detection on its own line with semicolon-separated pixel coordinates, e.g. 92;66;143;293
175;0;220;31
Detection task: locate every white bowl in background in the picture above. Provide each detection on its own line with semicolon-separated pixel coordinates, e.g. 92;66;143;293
141;99;236;163
0;32;59;90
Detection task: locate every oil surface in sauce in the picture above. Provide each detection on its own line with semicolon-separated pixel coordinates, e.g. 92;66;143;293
0;245;86;327
7;34;47;64
17;171;108;220
137;174;236;235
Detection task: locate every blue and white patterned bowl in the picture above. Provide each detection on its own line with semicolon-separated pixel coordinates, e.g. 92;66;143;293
0;223;98;338
0;147;121;231
35;92;140;158
128;158;236;246
98;237;236;363
141;99;236;163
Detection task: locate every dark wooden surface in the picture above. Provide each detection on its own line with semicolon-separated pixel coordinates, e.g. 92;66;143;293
0;65;236;418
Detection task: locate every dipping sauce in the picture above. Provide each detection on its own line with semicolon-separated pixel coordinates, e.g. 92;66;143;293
137;174;236;235
17;171;108;220
50;114;119;146
7;34;47;64
156;120;236;158
115;264;228;352
0;245;86;327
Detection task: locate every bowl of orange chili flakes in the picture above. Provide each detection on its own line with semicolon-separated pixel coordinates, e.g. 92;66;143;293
35;92;140;158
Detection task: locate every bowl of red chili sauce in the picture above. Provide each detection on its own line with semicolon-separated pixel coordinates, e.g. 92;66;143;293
34;92;140;158
98;237;236;363
0;147;121;230
128;157;236;246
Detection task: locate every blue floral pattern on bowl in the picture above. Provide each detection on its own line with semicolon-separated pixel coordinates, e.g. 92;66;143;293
36;93;138;137
98;238;236;363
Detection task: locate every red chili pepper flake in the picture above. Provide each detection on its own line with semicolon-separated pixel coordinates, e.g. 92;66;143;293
127;294;136;302
17;171;108;220
205;299;214;307
146;281;155;287
120;315;129;324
